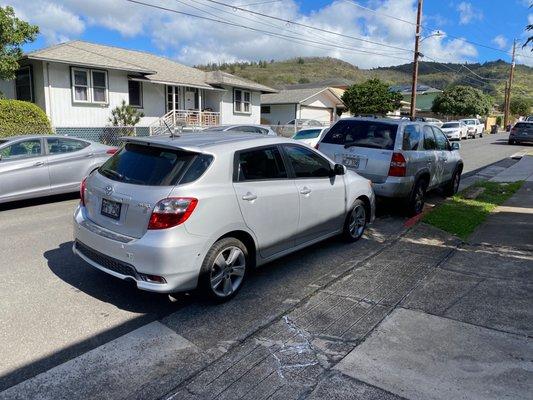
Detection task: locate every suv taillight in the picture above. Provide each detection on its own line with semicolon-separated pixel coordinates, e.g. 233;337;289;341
388;152;406;177
148;198;198;230
80;177;87;206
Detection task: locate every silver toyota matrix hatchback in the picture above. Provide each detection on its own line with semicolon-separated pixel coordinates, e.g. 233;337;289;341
73;133;375;301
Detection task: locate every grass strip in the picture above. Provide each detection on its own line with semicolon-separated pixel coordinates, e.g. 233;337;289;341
423;181;523;240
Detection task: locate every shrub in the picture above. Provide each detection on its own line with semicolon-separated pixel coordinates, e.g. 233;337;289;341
0;99;52;138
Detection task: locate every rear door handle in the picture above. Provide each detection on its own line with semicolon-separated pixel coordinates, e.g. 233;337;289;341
242;192;257;201
300;187;312;195
34;161;45;166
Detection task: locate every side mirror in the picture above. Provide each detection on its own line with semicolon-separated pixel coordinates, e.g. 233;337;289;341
451;142;460;151
334;163;346;175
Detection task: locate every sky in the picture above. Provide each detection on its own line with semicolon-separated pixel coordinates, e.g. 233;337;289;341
2;0;533;68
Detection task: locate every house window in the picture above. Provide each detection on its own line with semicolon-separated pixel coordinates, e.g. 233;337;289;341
72;68;89;102
91;70;108;103
261;105;271;114
128;80;143;108
71;68;108;104
234;89;251;114
16;66;33;102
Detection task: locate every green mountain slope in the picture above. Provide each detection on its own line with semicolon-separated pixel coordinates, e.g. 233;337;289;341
197;57;532;104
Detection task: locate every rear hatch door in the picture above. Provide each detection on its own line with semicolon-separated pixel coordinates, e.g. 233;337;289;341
318;119;398;183
84;142;197;238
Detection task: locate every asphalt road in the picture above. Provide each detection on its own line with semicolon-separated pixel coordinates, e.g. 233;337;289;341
0;131;527;391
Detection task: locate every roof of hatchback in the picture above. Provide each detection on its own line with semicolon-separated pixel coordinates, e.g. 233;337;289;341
125;132;293;152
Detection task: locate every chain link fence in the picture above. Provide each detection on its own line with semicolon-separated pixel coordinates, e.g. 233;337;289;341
54;126;150;147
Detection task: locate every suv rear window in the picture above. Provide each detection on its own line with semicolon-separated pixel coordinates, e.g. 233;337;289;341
321;120;398;150
293;129;322;139
99;143;199;186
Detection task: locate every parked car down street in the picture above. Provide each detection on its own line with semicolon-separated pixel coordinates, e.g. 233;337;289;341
441;121;468;141
0;135;116;204
202;124;277;135
73;132;375;301
317;118;463;216
292;127;329;148
508;121;533;145
460;118;484;138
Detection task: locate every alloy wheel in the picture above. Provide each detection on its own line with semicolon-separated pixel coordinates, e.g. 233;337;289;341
414;185;425;214
348;204;366;239
210;246;246;298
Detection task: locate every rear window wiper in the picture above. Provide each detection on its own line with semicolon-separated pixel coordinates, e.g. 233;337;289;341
102;169;124;181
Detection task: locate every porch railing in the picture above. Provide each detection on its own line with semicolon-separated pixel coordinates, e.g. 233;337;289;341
150;109;220;136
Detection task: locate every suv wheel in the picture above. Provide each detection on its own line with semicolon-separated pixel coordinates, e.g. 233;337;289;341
199;237;248;302
444;169;461;197
407;179;427;216
342;199;367;242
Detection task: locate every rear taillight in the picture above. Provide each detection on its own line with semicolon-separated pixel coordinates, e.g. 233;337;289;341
148;197;198;230
388;152;407;177
106;148;118;155
80;177;87;206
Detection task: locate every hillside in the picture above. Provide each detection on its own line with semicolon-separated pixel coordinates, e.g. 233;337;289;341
197;57;533;104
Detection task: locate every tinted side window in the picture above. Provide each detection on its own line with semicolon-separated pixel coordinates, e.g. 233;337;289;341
423;126;436;150
432;127;449;150
47;138;89;154
284;145;331;178
180;154;214;184
237;147;287;181
402;125;421;151
0;139;42;160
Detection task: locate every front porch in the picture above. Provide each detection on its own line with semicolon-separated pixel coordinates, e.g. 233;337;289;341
149;84;222;134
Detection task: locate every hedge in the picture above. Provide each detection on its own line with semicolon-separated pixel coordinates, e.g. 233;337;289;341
0;99;52;138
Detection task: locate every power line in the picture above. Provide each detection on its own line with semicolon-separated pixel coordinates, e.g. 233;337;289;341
201;0;415;53
235;0;282;6
125;0;414;62
341;0;533;60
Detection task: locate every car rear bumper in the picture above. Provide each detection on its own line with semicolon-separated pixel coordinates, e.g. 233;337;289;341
372;176;414;198
72;205;206;293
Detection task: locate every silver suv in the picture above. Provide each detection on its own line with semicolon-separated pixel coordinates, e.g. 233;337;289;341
73;133;375;301
317;118;463;215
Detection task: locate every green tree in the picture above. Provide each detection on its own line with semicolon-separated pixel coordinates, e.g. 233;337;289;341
108;100;144;126
341;78;402;115
524;4;532;51
431;85;492;116
0;6;39;81
509;97;532;116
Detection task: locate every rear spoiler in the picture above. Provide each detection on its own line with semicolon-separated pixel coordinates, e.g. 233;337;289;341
120;137;202;154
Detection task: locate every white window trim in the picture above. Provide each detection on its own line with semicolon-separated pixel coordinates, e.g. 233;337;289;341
91;69;109;105
234;88;252;115
71;67;109;105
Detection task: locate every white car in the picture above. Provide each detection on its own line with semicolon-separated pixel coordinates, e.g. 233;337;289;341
460;118;484;138
441;121;468;141
73;133;375;301
292;127;329;148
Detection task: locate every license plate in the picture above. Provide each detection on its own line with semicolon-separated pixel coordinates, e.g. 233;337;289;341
342;155;360;168
101;198;121;220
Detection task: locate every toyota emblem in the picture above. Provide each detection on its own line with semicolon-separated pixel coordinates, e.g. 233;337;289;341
105;185;113;196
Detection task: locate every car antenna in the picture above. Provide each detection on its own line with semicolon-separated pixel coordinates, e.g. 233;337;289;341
164;120;183;138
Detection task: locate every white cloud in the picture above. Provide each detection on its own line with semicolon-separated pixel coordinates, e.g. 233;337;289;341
492;35;508;49
1;0;480;68
456;2;483;25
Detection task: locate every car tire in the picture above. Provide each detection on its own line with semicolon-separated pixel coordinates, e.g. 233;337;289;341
407;179;428;217
508;139;516;145
444;168;461;197
342;199;367;242
198;237;248;302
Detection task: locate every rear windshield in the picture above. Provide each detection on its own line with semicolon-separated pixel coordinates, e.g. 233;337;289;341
321;120;398;150
442;123;460;128
293;129;322;139
98;143;202;186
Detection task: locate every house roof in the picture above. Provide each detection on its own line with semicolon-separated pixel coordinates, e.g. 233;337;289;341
25;41;275;92
390;84;442;95
205;71;276;93
261;87;344;105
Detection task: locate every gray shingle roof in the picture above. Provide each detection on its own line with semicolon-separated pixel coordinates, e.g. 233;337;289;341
261;87;344;105
205;71;276;93
25;41;274;92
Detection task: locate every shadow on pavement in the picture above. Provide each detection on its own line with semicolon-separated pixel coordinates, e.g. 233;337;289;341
0;193;79;212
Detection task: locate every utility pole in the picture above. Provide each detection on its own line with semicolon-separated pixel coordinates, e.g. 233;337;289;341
410;0;423;119
503;39;516;128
